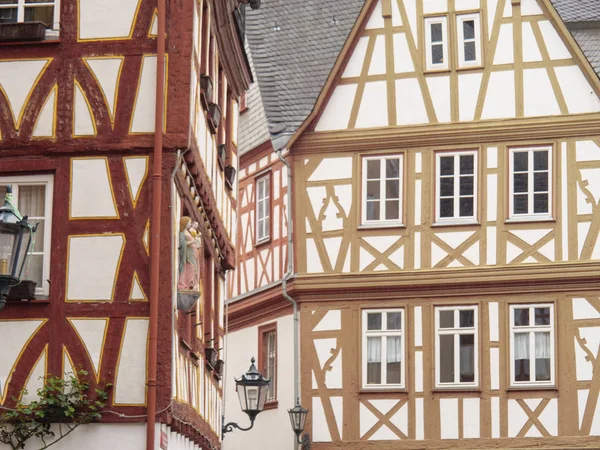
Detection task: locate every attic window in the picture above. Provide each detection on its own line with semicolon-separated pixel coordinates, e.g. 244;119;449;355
457;13;482;68
425;16;449;71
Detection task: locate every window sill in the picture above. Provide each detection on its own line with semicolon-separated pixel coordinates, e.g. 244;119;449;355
359;387;407;393
358;222;405;231
432;387;481;393
507;385;557;392
424;67;451;74
456;64;484;72
0;38;61;46
431;220;480;228
6;297;50;305
255;237;271;248
263;401;278;410
505;217;555;224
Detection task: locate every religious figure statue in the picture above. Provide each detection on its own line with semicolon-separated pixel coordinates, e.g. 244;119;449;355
178;216;197;290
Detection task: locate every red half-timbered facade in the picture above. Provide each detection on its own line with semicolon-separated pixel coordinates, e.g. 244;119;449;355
0;0;252;448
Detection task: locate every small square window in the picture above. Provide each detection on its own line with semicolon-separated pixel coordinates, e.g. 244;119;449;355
435;306;478;387
435;151;477;223
509;147;552;220
361;155;403;225
362;309;404;388
509;304;555;386
425;16;449;71
457;13;482;68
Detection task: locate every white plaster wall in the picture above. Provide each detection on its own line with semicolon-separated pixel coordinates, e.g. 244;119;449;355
223;314;295;450
78;0;140;40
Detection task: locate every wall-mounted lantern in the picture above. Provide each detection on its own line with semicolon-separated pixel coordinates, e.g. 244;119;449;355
288;401;310;449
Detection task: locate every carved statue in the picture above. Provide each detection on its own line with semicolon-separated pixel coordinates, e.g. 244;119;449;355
178;216;197;290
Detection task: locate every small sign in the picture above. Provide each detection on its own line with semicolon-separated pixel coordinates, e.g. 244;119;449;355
160;430;168;450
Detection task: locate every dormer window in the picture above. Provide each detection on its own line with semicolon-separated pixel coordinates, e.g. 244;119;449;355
425;16;449;71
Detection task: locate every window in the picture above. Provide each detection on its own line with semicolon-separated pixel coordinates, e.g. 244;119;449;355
510;304;554;386
0;175;53;296
0;0;59;31
509;147;552;220
425;16;449;71
457;13;482;68
258;323;277;405
436;151;477;223
362;155;403;225
435;306;478;387
256;174;270;243
362;309;404;388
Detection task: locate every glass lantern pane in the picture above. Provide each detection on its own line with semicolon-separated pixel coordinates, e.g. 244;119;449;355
237;385;248;411
24;254;43;286
246;386;259;411
258;383;269;411
0;232;16;276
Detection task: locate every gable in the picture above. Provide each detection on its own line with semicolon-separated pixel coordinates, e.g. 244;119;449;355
311;0;600;132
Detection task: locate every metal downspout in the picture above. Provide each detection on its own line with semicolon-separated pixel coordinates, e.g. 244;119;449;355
147;0;166;446
275;150;300;426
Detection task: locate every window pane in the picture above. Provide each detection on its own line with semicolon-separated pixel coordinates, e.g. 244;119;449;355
367;201;380;221
514;173;528;193
24;5;54;26
536;358;551;381
387;334;402;384
367;336;381;384
387;362;401;384
460;155;474;175
514;333;530;382
0;7;17;23
439;310;454;328
432;44;444;64
440;177;454;197
367;180;380;200
440;156;454;176
367;160;380;179
534;151;548;171
0;1;18;4
386;180;399;199
535;332;551;381
387;312;402;330
534;173;548;192
440;198;454;218
460;309;474;328
514;194;528;214
460;176;473;196
464;41;477;62
514;152;528;171
431;23;443;42
514;308;530;326
459;197;473;217
385;200;399;220
24;254;43;287
258;201;264;219
535;308;550;326
32;219;44;252
367;313;382;330
460;334;475;383
534;194;548;214
367;362;381;384
386;159;400;179
439;334;454;382
463;20;475;39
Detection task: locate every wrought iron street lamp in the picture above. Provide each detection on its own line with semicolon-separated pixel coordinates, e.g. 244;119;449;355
0;185;37;311
222;357;270;436
288;400;310;448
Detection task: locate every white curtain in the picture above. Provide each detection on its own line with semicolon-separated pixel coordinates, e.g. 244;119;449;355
367;337;381;363
387;336;401;363
535;332;551;358
514;333;529;360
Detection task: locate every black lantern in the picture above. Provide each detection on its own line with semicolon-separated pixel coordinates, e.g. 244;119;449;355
288;401;309;445
0;186;37;310
222;357;270;436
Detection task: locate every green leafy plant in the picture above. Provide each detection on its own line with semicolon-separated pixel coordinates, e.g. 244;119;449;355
0;370;111;450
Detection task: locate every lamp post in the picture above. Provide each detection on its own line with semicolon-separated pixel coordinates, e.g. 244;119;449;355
288;401;310;449
0;185;37;311
222;357;270;437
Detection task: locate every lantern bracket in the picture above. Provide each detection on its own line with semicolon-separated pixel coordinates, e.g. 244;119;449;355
222;418;255;435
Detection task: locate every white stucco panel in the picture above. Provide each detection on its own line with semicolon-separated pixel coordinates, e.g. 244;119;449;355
573;298;600;320
21;346;46;404
74;82;96;136
309;158;353;182
490;347;500;390
131;55;161;133
307;186;328;220
426;75;451;123
306;238;324;273
440;398;459;439
555;66;600;114
396;78;428;125
508;399;530;437
323;237;343;270
32;87;56;138
492;396;500;438
69;319;108;379
66;234;124;300
523;68;561;117
365;0;384;30
369;35;387;76
487;0;498;39
360;402;378;438
455;0;479;10
404;0;418;48
71;158;117;218
84;58;123;121
538;398;558;436
539;20;571;60
356;81;388;128
482;70;516;119
494;24;514;65
314;310;342;332
343;37;369;78
521;0;543;15
78;0;141;40
393;33;414;74
114;318;149;405
576;140;600;162
124;157;148;206
423;0;447;13
522;22;543;62
463;398;480;438
315;84;357;131
360;246;377;271
458;72;483;121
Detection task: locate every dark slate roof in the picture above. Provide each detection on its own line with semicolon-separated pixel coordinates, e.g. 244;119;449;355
244;0;366;141
241;0;599;147
550;0;600;22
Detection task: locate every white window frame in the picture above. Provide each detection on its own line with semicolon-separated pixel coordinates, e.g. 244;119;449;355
425;16;449;71
361;308;405;389
456;13;482;68
435;150;478;224
0;174;53;296
0;0;60;33
435;305;479;388
255;174;270;244
509;303;555;387
361;154;403;226
508;146;553;221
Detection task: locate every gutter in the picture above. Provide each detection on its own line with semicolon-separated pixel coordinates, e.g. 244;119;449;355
275;149;300;421
147;0;167;447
